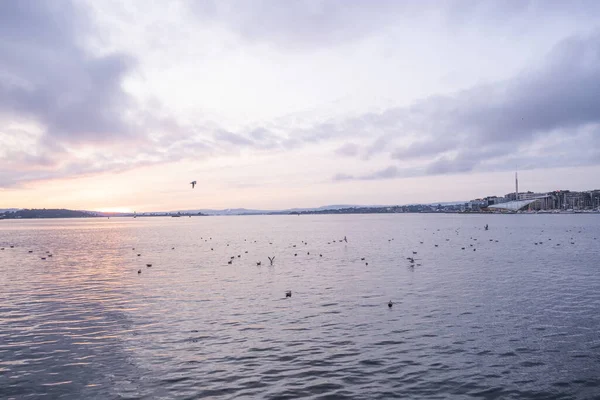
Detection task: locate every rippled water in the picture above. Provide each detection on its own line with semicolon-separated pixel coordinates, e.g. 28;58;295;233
1;214;599;399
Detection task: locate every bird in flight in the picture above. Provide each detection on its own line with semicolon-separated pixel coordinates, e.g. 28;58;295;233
190;180;197;189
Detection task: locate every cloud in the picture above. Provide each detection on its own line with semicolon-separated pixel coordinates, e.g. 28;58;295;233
334;165;401;181
0;1;135;143
213;130;255;146
3;1;600;192
331;32;600;180
188;1;600;50
189;0;407;49
0;1;149;186
334;143;359;157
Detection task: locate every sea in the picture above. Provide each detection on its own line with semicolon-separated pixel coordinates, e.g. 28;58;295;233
1;214;599;399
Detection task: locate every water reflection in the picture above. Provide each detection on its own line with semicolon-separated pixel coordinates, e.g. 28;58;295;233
1;215;599;399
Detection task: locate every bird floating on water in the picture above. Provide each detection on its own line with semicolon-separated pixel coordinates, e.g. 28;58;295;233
146;263;152;267
388;300;393;308
190;180;197;189
256;261;261;266
285;290;292;298
138;269;142;274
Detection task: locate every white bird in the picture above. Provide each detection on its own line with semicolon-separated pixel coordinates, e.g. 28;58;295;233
190;180;197;189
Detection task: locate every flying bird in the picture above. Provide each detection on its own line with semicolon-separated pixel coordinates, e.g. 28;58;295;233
190;180;197;189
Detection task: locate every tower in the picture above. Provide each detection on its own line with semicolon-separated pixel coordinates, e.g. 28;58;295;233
515;171;519;201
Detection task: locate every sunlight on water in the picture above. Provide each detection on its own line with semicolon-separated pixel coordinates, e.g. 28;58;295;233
1;215;599;399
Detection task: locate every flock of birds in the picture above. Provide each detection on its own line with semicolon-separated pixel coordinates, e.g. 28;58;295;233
2;224;596;308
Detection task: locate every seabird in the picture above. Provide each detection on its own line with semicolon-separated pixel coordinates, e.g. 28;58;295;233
190;180;197;189
285;290;292;298
138;269;142;274
257;261;261;266
137;254;141;256
344;236;348;243
388;300;393;308
227;260;233;264
361;257;365;260
146;263;152;267
268;256;275;265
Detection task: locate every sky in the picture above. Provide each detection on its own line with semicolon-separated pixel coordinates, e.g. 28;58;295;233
1;0;600;212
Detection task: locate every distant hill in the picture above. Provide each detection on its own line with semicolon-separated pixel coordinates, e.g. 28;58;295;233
172;205;378;215
1;202;472;219
0;209;96;219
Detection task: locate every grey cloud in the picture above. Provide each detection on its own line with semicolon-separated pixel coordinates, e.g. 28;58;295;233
332;32;600;181
335;143;359;157
0;1;286;187
190;0;407;49
0;1;136;143
213;130;255;146
189;0;600;49
334;165;401;181
332;173;352;181
392;137;458;160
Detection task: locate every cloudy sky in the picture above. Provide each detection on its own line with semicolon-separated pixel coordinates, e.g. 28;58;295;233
1;0;599;211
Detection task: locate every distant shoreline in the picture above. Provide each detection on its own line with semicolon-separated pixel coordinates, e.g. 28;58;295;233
2;210;599;221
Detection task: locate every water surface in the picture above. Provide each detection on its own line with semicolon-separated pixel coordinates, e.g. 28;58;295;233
1;214;599;399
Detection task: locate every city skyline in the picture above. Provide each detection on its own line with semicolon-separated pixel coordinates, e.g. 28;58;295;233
2;1;600;212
